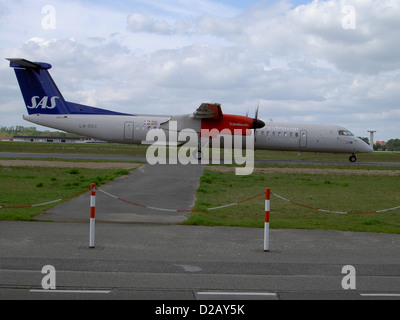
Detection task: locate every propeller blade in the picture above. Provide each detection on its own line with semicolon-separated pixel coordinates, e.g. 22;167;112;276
252;101;264;129
255;101;260;120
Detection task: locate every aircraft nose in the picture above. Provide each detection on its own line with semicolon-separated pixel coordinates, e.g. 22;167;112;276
357;139;374;153
365;143;374;153
253;119;265;129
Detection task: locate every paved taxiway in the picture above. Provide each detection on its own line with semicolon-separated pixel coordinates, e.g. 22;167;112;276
1;222;400;300
1;152;400;300
1;152;400;167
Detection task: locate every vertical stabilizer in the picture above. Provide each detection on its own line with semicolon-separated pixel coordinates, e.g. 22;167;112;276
8;58;70;114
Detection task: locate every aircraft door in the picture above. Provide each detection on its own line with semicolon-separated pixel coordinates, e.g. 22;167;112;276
299;130;307;148
124;122;134;140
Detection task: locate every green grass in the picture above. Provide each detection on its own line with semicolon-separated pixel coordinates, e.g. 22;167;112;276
1;142;400;233
0;166;131;221
0;142;148;156
184;169;400;234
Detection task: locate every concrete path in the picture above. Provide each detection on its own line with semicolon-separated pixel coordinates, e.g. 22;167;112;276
38;164;205;224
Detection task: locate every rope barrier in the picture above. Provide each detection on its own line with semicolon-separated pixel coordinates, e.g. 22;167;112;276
271;192;400;215
1;185;399;216
97;187;265;213
97;187;400;215
0;188;90;209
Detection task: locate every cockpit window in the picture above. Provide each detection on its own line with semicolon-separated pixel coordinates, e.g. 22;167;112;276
339;130;354;136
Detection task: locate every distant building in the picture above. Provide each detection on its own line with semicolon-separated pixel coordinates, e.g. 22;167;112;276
376;140;386;146
13;136;94;143
0;137;13;142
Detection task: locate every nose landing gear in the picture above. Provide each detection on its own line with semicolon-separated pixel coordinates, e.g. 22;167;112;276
349;154;357;163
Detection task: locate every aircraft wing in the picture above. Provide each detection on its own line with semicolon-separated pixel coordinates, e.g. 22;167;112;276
192;103;223;119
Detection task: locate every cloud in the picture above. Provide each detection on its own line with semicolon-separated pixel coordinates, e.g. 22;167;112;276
127;13;173;35
125;0;400;75
193;0;400;75
288;0;400;74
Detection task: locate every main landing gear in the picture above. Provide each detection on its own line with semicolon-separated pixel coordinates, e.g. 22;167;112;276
349;154;357;163
192;142;203;160
197;137;203;160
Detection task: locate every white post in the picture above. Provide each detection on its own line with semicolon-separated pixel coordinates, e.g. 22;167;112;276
264;188;270;252
89;183;96;248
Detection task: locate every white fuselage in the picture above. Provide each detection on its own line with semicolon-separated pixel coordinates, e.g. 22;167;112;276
254;122;372;154
23;113;372;155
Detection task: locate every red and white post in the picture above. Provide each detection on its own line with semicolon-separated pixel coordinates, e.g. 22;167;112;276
89;183;96;248
264;188;270;252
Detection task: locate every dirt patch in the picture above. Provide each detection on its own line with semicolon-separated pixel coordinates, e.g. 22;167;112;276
0;160;141;170
207;166;400;176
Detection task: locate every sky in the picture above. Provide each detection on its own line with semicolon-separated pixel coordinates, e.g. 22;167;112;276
1;0;399;141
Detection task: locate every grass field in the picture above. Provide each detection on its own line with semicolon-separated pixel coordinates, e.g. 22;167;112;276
184;169;400;234
0;142;147;156
0;166;130;221
1;142;400;233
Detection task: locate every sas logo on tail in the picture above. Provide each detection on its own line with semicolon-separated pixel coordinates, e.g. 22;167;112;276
27;96;60;109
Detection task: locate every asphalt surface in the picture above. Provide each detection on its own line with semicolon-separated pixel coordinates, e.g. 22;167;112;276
1;222;400;301
1;152;400;167
1;151;400;302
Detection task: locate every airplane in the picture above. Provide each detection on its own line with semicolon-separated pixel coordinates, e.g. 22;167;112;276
7;58;373;163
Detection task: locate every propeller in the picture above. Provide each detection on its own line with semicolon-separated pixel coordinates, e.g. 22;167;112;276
252;101;265;130
255;101;259;120
251;101;265;143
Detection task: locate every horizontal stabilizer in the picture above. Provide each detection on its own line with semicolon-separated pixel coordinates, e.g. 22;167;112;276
7;58;52;70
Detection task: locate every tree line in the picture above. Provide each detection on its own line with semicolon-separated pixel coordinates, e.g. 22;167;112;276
0;126;80;138
374;139;400;152
359;137;400;152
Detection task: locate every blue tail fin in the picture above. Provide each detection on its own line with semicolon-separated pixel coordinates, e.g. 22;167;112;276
8;58;131;116
8;58;70;114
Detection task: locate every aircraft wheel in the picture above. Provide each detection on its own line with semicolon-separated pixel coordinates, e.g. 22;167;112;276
349;155;357;163
193;149;202;160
